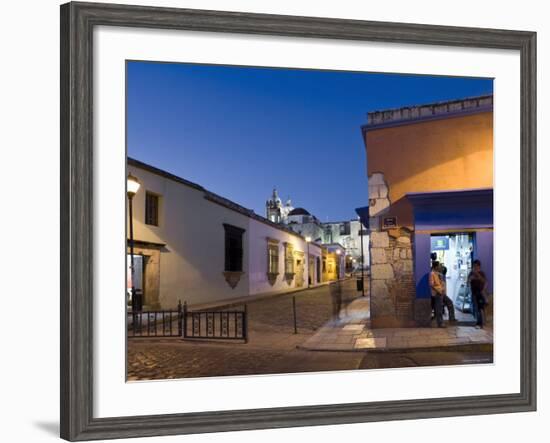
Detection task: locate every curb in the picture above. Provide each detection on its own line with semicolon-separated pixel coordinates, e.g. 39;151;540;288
298;342;493;354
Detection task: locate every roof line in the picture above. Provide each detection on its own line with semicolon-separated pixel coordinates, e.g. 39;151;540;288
127;157;205;192
362;94;493;132
367;94;493;116
127;157;313;242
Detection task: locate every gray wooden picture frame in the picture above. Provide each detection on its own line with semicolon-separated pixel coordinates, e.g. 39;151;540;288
60;1;537;441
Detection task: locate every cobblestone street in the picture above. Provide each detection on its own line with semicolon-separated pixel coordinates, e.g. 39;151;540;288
128;279;364;380
244;279;360;335
128;340;365;380
127;279;492;381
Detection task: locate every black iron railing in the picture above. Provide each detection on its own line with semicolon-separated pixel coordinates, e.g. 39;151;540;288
183;302;248;342
127;300;248;342
127;302;183;337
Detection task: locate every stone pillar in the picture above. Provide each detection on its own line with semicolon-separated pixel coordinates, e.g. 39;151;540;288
368;173;416;327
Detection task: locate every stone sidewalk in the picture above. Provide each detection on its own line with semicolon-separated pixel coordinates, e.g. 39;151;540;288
299;297;493;352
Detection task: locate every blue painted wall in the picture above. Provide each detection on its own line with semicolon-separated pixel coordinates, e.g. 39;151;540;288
411;189;494;299
474;230;494;293
412;190;493;232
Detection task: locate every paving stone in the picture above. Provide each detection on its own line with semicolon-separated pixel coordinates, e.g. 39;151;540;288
355;337;387;349
343;325;365;331
334;336;356;344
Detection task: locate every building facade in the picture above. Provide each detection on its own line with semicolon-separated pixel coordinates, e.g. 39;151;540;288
265;195;369;269
362;95;494;327
322;220;368;271
127;159;334;310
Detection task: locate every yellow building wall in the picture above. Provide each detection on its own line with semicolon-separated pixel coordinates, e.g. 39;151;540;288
322;252;338;282
366;112;493;204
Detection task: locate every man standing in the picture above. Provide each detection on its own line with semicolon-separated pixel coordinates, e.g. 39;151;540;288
439;265;457;322
429;261;445;327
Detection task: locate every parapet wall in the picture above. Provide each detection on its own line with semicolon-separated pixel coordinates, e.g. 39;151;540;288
366;95;493;127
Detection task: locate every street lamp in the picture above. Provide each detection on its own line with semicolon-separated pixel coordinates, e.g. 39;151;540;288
127;173;140;197
127;173;140;312
305;236;312;287
335;249;341;280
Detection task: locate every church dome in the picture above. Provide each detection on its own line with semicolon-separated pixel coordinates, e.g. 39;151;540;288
288;207;310;216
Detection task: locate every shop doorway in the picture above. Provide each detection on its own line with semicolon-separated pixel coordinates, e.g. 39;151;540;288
430;233;475;321
316;257;321;284
126;254;144;309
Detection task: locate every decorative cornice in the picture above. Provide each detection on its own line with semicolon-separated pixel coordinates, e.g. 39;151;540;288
362;95;493;132
126;238;166;248
223;271;244;289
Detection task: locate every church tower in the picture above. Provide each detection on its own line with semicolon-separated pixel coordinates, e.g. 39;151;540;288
266;188;282;223
266;188;294;224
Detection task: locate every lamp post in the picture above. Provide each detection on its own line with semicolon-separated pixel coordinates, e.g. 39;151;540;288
127;173;141;312
335;249;341;280
305;236;311;287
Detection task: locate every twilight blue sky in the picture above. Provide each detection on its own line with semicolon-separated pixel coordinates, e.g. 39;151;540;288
127;61;493;221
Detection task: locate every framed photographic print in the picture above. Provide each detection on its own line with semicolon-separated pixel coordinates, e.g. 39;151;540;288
60;1;536;441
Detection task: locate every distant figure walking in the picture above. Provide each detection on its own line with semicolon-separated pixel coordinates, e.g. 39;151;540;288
439;265;456;322
330;280;343;321
468;259;488;328
429;261;445;327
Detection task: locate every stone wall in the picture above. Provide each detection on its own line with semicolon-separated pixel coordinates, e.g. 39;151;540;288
368;173;416;327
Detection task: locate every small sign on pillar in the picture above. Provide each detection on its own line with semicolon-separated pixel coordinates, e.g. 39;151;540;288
382;216;397;229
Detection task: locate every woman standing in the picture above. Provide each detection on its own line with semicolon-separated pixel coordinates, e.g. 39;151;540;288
468;259;488;328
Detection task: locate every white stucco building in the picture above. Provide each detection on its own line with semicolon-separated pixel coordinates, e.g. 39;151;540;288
127;158;327;310
264;190;369;271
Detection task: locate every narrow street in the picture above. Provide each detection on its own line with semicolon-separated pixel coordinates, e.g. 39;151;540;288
128;279;362;380
127;279;492;381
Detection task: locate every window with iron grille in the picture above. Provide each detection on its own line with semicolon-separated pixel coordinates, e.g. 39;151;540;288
223;224;245;272
284;242;294;275
145;192;159;226
267;241;279;274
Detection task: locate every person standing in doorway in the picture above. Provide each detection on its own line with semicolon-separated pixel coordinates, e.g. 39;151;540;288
429;261;445;327
439;265;457;322
468;259;488;328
